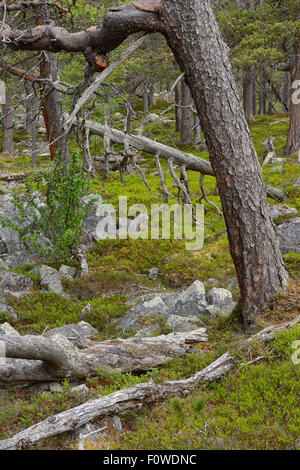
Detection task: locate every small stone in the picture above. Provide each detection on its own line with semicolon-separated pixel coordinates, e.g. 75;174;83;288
79;303;92;321
71;384;90;395
276;217;300;254
59;265;76;280
0;300;18;320
206;278;219;286
0;322;20;336
112;415;122;433
31;265;64;295
148;267;160;280
49;382;63;393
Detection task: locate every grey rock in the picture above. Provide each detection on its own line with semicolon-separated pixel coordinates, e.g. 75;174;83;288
269;157;286;164
0;272;34;297
117;296;168;331
148;267;160;280
206;288;236;317
45;321;98;348
112;415;122;433
206;287;233;306
0;259;9;270
206;278;219;286
166;315;200;332
49;382;63;393
276;217;300;254
226;278;239;292
38;127;47;135
59;264;76;280
0;322;20;336
0;300;18;320
173;280;207;316
268;204;297;220
32;265;64;295
79;303;92;321
205;303;236;317
134;325;159;337
71;384;90;395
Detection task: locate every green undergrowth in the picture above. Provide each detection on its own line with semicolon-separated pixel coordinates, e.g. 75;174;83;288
114;324;300;450
8;292;128;339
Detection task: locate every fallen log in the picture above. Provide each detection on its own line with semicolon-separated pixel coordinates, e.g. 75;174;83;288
0;329;208;386
0;315;298;449
0;352;233;450
71;117;284;202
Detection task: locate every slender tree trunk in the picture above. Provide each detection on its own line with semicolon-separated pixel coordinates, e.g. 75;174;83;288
160;0;289;329
175;81;181;131
252;68;257;116
193;109;202;144
284;43;300;155
35;2;69;164
2;87;14;155
143;89;149;113
259;68;266;115
267;69;274;115
283;71;290;113
148;79;155;108
180;78;192;145
243;67;254;121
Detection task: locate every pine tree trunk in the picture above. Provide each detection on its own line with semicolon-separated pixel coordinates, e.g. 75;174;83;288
2;87;14;155
259;68;266;115
243;67;254;121
267;69;274;115
252;68;257;116
160;0;289;329
283;71;290;113
284;43;300;155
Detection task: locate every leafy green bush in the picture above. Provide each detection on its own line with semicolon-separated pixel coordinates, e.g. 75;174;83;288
0;150;93;262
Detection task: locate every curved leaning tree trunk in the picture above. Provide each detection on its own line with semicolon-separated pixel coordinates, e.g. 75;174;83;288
0;0;289;329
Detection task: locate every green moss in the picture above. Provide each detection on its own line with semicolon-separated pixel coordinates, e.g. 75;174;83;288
284;253;300;279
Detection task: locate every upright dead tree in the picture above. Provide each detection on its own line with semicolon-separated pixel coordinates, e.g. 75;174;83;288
35;1;69;164
0;0;290;329
2;85;14;155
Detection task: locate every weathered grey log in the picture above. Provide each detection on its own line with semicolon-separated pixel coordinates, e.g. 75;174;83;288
0;329;208;386
0;352;233;450
68;116;284;202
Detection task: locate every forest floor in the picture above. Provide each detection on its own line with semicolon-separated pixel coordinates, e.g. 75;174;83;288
0;105;299;450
